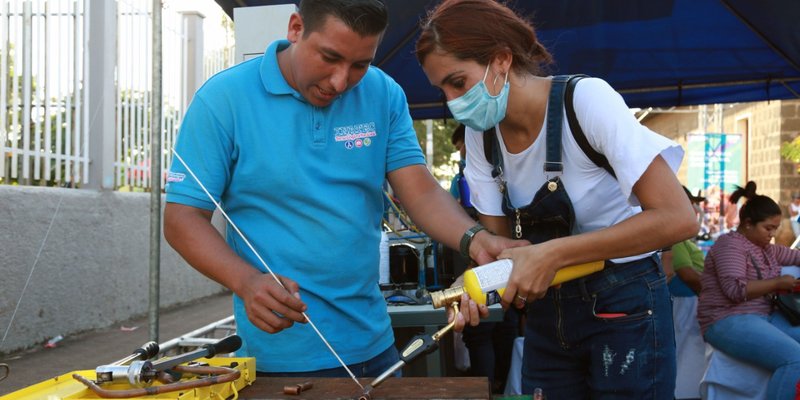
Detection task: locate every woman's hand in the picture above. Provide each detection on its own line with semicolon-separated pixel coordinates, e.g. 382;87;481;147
774;274;800;292
498;242;560;307
747;274;799;300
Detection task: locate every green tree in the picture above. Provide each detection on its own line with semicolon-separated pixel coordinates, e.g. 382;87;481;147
412;118;461;182
781;137;800;172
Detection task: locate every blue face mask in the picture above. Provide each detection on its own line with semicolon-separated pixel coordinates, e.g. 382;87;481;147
447;64;510;131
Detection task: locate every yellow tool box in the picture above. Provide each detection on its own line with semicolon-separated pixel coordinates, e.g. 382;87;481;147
1;357;255;400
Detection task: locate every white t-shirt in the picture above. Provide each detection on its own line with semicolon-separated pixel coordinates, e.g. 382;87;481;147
790;202;800;218
464;77;684;262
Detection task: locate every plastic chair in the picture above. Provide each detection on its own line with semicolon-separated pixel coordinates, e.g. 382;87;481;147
673;296;707;399
699;344;770;400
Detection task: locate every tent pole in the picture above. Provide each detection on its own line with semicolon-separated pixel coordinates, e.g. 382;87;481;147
617;77;800;95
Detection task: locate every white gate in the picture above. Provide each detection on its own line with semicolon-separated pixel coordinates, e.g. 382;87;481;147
1;0;234;189
1;0;89;186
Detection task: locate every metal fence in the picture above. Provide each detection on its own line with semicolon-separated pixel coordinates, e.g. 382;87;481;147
1;0;234;190
1;0;89;186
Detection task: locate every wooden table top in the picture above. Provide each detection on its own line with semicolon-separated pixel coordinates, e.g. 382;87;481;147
237;376;491;399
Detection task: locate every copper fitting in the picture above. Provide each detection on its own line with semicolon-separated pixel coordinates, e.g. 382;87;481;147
283;381;313;395
283;385;300;395
430;286;466;309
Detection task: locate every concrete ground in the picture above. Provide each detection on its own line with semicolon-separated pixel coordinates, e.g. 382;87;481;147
0;292;233;396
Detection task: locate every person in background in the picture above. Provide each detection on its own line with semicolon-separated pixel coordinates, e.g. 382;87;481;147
664;186;707;295
724;181;755;232
698;181;800;400
163;0;525;378
662;186;707;400
415;0;698;397
788;192;800;239
450;122;521;393
449;124;475;215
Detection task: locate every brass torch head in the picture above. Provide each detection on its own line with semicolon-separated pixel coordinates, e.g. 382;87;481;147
430;286;466;309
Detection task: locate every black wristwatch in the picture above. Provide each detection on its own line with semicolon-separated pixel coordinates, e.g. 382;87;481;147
460;223;487;260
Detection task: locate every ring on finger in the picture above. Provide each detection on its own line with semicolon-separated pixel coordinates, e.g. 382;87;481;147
516;294;527;303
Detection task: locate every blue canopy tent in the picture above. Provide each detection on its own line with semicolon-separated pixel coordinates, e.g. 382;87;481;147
214;0;800;119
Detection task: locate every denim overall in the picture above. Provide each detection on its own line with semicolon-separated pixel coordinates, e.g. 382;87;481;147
484;76;675;399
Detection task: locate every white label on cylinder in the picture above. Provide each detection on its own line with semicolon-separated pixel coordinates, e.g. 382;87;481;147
379;231;390;284
472;259;513;291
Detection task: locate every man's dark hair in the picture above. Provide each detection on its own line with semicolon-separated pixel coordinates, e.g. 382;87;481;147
299;0;388;37
450;124;466;146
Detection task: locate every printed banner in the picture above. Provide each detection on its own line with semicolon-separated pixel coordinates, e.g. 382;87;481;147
686;133;744;236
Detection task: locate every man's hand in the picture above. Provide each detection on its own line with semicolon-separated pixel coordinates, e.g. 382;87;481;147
447;292;490;332
239;274;308;334
469;230;529;265
164;203;309;334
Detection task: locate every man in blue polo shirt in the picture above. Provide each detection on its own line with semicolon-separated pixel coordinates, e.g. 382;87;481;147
164;0;525;378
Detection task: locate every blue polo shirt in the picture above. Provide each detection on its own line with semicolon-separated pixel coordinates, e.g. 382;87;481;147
166;40;425;372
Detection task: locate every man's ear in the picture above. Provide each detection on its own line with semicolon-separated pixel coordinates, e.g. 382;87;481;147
286;13;304;43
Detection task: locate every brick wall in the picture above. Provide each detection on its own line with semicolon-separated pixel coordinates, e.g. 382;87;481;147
641;100;800;207
724;101;800;212
641;109;699;184
780;102;800;202
640;99;800;244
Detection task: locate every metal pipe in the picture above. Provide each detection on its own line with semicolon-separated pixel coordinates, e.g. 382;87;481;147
149;0;163;344
157;316;236;354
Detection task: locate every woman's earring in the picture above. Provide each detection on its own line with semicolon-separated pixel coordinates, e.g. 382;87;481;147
492;72;502;90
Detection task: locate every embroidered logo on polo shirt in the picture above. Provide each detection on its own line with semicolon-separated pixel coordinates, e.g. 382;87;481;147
333;122;376;150
167;172;185;182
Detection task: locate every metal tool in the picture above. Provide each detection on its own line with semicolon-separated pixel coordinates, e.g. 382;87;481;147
94;335;241;386
94;340;159;385
430;286;467;309
359;302;460;399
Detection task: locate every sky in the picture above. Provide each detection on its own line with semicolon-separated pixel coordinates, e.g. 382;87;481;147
167;0;232;50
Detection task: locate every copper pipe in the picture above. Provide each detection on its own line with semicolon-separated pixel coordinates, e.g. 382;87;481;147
73;365;240;398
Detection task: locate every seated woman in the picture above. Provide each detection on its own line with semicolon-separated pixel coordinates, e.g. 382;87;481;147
697;181;800;400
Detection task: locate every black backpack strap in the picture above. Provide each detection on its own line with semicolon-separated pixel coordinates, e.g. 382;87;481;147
564;75;616;178
482;127;509;198
545;76;569;173
483;128;494;169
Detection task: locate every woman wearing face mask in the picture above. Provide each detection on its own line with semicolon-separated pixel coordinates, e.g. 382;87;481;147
698;182;800;400
416;0;699;398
